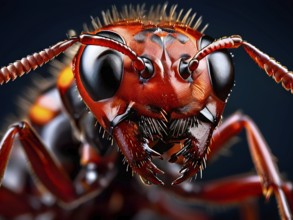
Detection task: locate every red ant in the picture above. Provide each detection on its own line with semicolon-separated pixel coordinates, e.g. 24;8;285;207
0;4;292;220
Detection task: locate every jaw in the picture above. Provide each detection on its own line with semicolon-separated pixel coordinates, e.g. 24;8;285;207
112;111;216;185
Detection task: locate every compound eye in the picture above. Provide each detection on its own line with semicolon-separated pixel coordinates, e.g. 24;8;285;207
199;35;235;101
79;31;124;101
139;57;154;81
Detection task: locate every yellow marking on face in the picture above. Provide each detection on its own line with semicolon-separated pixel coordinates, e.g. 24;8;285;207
57;66;74;90
29;105;57;125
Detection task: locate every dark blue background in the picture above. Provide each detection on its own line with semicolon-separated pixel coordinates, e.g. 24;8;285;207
0;0;292;219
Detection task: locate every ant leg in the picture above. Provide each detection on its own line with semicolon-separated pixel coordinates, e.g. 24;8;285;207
170;174;292;219
171;112;293;219
0;186;38;218
211;112;293;219
0;121;116;206
148;189;210;220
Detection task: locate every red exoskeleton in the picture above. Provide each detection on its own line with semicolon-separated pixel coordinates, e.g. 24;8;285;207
0;4;292;220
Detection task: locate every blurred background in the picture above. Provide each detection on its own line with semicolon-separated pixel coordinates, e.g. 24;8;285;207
0;0;292;219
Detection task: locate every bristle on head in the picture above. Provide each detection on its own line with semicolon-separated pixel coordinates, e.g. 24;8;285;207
86;3;208;33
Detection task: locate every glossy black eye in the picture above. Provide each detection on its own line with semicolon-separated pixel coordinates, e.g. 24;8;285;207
139;57;154;81
79;31;124;101
96;31;124;44
199;35;235;101
179;55;193;82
